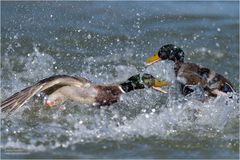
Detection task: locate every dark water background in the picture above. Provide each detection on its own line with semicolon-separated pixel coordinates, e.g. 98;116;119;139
1;1;239;159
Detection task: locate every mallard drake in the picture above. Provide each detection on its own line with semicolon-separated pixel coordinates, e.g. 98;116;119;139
1;74;170;113
145;44;235;97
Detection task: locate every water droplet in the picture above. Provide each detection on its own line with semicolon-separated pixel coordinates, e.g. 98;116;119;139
87;34;92;39
217;28;221;32
145;114;149;118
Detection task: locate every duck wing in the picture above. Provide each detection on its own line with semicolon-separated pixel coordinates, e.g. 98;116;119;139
176;63;207;86
1;75;90;113
177;63;235;96
199;67;235;94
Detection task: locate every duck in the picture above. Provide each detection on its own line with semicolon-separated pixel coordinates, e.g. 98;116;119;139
145;44;235;97
1;73;170;113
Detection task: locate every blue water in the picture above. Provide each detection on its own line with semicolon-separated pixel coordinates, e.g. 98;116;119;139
1;1;239;159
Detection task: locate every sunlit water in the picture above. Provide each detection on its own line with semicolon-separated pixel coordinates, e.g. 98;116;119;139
1;1;239;159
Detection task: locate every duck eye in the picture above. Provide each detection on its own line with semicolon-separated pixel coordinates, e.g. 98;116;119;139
160;51;167;59
143;77;154;87
143;79;151;86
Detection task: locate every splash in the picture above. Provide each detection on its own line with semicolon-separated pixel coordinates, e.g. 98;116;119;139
1;45;239;153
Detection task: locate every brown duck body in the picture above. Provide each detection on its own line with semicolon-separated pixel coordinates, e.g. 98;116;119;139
175;62;235;96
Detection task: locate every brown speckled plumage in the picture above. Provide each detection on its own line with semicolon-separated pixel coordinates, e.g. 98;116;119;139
175;62;235;96
94;85;123;105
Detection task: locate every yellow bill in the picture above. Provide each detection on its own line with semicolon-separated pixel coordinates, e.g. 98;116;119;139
152;79;170;93
145;53;161;66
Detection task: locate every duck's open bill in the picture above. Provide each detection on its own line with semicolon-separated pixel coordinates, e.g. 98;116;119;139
152;86;168;93
145;52;161;66
152;79;170;93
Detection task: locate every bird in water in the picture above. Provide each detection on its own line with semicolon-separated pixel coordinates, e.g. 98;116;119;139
145;44;235;97
1;73;170;113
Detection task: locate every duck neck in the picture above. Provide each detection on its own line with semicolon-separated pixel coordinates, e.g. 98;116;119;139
173;57;184;63
175;59;184;65
119;81;145;93
174;60;184;75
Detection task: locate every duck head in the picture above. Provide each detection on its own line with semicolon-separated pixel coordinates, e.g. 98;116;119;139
145;44;184;66
120;73;170;93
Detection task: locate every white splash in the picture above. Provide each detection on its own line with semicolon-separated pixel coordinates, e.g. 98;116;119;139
1;45;239;153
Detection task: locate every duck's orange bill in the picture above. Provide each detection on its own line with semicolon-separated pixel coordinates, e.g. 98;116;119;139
145;53;161;66
152;86;168;94
152;79;170;94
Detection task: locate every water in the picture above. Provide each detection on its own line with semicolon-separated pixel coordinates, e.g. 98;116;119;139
1;1;239;159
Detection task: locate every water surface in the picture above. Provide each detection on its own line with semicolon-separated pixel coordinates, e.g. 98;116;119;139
1;1;239;159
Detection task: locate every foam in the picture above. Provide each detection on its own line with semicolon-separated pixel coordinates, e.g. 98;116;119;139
1;45;239;152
